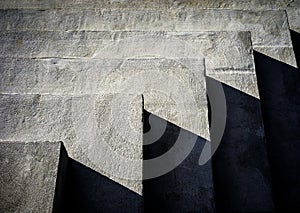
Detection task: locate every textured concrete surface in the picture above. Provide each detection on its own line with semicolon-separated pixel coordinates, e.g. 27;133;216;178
0;1;298;210
0;29;258;194
1;0;297;33
0;31;253;72
0;31;255;132
0;8;296;66
0;94;143;194
0;141;62;212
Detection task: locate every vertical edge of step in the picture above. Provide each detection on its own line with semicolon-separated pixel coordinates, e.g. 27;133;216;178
52;142;69;212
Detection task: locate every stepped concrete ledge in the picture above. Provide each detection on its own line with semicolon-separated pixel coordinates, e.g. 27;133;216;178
0;0;298;31
0;8;297;67
0;31;256;135
0;93;143;194
0;30;257;193
0;31;257;97
0;141;65;212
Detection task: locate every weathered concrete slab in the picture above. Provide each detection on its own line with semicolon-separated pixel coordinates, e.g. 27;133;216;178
0;94;143;194
0;31;257;137
0;31;257;97
0;141;62;212
0;0;298;34
287;7;300;33
101;57;209;140
0;8;296;66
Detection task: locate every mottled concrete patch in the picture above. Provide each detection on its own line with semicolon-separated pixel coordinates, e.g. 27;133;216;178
0;141;62;212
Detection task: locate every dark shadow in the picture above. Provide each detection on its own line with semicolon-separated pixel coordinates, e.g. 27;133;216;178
254;51;300;212
143;110;180;160
143;111;215;213
208;77;274;213
61;158;142;212
290;30;300;69
53;142;69;213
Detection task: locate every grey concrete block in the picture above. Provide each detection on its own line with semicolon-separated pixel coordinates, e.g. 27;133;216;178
0;93;143;194
287;7;300;33
0;0;298;33
0;31;257;97
0;8;296;66
0;141;62;212
0;31;257;136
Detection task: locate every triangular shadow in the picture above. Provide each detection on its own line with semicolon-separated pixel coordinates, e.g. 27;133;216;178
290;30;300;69
143;110;215;212
56;155;142;212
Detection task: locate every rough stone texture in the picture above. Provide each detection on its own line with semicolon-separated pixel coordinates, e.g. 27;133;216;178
0;0;298;34
0;94;143;194
0;30;257;97
0;141;62;212
0;29;259;195
287;7;300;33
0;8;296;66
286;0;300;33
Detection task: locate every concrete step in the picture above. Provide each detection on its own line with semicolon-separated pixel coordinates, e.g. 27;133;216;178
0;0;298;32
0;8;296;67
0;93;143;194
0;29;265;206
0;141;67;212
0;30;257;136
0;0;298;33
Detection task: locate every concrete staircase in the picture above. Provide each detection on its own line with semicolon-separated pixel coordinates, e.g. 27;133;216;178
0;1;299;212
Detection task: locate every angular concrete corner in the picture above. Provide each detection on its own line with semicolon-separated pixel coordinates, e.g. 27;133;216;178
0;93;143;194
0;141;66;212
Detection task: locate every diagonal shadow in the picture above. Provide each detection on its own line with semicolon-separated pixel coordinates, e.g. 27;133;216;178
207;77;274;213
254;50;300;212
56;156;142;212
143;110;215;213
52;49;300;212
290;30;300;69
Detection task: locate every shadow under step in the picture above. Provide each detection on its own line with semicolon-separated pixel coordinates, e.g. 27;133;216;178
254;51;300;212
